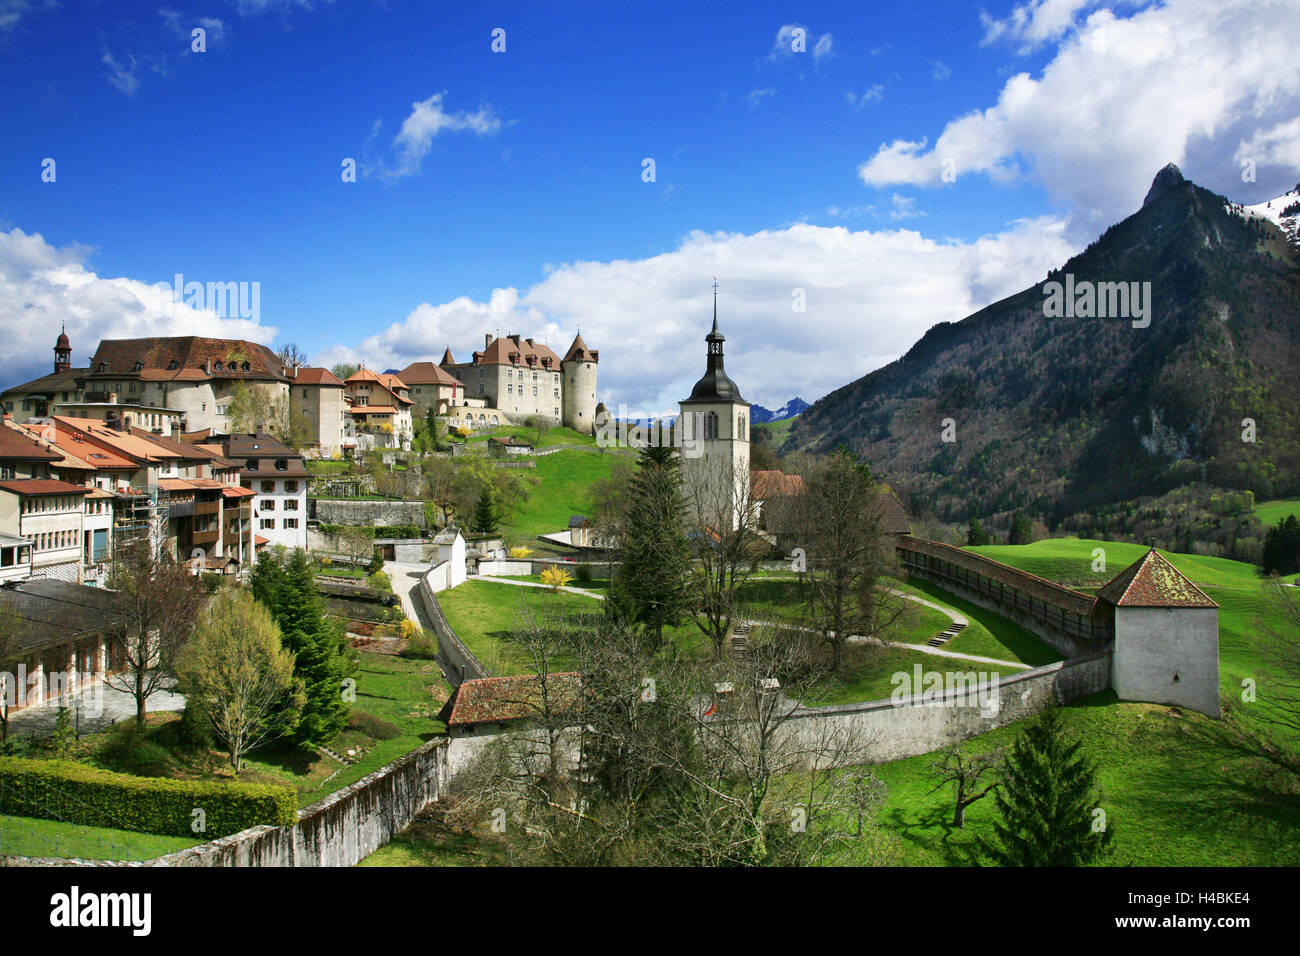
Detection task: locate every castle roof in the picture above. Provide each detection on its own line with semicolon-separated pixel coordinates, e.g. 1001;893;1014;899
563;333;598;364
85;337;287;383
397;362;465;388
472;334;564;369
1096;548;1218;608
440;347;456;366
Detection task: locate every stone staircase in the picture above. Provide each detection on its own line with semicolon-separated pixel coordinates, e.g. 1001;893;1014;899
927;621;967;647
728;622;754;659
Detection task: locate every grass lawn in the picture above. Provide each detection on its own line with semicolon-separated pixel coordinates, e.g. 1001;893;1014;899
307;460;355;475
498;448;620;543
0;813;201;861
468;424;599;449
752;417;796;453
1254;497;1300;529
436;580;596;673
359;817;511;866
863;695;1300;866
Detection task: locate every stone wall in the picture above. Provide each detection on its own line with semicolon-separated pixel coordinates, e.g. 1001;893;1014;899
416;563;491;685
312;498;427;527
783;650;1113;767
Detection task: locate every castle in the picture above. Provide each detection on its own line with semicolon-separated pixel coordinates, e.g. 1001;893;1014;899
406;332;598;433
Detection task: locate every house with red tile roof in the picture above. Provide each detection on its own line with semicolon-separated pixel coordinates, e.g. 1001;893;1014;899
344;367;413;450
437;672;583;738
287;367;347;457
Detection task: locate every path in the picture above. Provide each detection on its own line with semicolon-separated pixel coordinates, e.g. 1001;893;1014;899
6;679;186;740
476;575;607;600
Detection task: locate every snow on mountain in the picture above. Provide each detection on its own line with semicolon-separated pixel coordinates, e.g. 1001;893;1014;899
1226;185;1300;249
750;397;810;424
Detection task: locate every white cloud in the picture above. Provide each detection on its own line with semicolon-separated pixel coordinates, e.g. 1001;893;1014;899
102;51;141;97
316;217;1076;412
980;0;1101;52
1236;117;1300;172
846;85;884;110
931;59;952;82
0;228;276;389
812;33;834;62
858;0;1300;228
888;194;925;221
743;87;775;110
374;92;505;179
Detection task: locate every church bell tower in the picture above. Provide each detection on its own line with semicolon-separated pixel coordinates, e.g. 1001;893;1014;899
678;283;750;530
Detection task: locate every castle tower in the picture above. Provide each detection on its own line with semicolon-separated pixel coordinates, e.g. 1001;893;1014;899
678;289;750;530
562;332;599;433
54;324;71;373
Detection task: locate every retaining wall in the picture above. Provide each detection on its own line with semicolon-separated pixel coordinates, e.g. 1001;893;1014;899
312;498;427;527
417;563;491;685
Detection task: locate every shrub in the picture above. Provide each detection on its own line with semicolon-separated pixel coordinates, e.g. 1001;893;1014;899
540;566;572;591
509;546;534;559
96;726;174;777
573;563;594;583
178;702;216;750
0;757;296;838
346;711;402;741
367;570;393;593
400;627;438;660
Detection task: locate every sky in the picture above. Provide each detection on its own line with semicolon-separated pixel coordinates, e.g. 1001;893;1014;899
2;0;1298;415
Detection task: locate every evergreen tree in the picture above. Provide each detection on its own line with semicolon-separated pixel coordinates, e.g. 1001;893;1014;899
1262;515;1300;576
617;446;692;647
990;707;1114;866
967;517;990;547
252;549;355;745
1009;513;1033;545
472;487;499;535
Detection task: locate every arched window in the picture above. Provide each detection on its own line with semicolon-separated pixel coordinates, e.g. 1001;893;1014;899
705;411;719;441
737;413;746;440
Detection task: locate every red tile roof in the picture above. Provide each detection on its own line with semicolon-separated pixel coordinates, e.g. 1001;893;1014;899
438;673;583;726
397;361;465;388
471;334;564;369
0;425;62;464
293;367;345;387
0;479;91;497
1096;549;1218;608
750;470;807;499
562;333;598;363
868;491;912;535
86;337;286;382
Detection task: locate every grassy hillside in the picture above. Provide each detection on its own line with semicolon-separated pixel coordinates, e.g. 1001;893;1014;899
498;448;620;543
1255;496;1300;528
867;696;1300;866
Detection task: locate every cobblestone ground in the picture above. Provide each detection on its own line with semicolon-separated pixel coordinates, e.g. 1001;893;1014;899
5;678;186;741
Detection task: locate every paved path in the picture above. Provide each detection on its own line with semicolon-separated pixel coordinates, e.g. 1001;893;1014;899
476;575;607;600
6;679;186;740
386;561;437;629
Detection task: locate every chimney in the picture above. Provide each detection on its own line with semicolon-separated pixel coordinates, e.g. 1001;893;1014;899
485;333;492;349
509;333;521;347
525;337;534;347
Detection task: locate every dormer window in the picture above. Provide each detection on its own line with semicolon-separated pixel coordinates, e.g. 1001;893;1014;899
246;459;259;471
275;459;288;471
214;361;223;372
242;362;250;372
96;362;108;373
132;361;143;372
167;359;179;370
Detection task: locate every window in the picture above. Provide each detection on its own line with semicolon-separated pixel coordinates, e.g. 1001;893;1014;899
246;459;259;471
302;389;308;398
507;384;513;395
284;498;299;511
283;518;299;529
554;388;560;398
284;480;298;493
263;498;276;511
274;459;287;471
261;518;276;529
532;386;538;397
737;414;747;440
261;480;275;493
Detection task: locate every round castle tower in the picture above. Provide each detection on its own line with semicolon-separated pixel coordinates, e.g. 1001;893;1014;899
562;333;599;433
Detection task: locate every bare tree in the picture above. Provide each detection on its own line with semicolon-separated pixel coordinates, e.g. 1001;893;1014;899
276;342;309;370
681;456;769;657
338;525;376;571
928;743;1003;827
795;449;907;672
105;539;206;728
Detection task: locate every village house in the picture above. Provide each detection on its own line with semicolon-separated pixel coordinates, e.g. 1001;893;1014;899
287;366;348;458
344;368;413;450
397;358;467;420
199;433;309;553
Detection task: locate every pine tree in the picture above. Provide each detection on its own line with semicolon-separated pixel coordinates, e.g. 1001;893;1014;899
618;445;691;647
990;707;1114;866
472;487;499;535
1009;513;1033;545
252;549;355;746
967;517;990;547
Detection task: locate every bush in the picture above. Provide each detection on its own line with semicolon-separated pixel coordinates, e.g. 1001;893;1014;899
574;562;593;583
346;711;402;741
0;757;296;838
509;546;534;559
178;702;216;750
400;627;438;660
367;570;392;593
96;726;174;777
540;566;572;591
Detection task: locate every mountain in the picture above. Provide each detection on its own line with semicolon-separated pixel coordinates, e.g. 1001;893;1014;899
750;397;810;424
786;165;1300;529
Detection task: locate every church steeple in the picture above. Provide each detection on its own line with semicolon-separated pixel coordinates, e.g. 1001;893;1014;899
682;283;745;404
54;322;71;373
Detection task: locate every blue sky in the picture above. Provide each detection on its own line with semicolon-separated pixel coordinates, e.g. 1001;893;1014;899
2;0;1298;412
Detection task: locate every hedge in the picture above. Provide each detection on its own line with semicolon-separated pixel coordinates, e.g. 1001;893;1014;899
0;757;297;839
319;524;424;539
